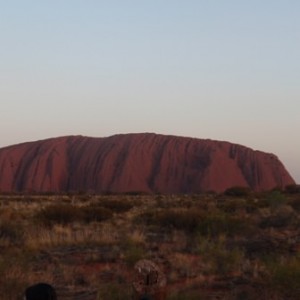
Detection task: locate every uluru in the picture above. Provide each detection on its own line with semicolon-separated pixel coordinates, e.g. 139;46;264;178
0;133;295;194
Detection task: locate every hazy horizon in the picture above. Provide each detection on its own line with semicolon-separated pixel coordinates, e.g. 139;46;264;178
1;1;299;182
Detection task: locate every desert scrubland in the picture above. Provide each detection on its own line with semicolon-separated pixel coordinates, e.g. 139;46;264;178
0;187;299;299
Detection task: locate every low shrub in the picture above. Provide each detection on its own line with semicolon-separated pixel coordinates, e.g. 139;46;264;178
285;184;300;194
259;205;295;229
137;208;251;237
157;209;203;233
198;237;244;275
0;278;26;300
217;198;247;213
35;204;83;226
267;258;300;299
96;283;132;300
0;251;32;300
35;204;113;226
265;191;287;211
0;221;22;246
98;198;134;213
244;199;260;213
196;213;251;237
259;214;292;229
81;206;113;223
290;197;300;212
224;186;251;197
123;242;145;267
134;208;158;226
167;290;205;300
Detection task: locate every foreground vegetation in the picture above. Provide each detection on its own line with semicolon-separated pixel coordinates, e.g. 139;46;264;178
0;187;299;299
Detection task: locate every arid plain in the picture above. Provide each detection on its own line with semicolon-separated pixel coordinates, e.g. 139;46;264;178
0;187;299;299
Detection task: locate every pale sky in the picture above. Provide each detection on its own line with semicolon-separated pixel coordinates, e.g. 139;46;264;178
1;1;299;182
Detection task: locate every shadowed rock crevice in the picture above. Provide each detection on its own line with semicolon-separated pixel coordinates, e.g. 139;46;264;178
148;139;170;192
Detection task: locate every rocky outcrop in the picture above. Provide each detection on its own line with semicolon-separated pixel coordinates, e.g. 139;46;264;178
0;133;295;193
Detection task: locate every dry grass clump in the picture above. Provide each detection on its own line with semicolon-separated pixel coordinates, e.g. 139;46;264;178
24;223;119;250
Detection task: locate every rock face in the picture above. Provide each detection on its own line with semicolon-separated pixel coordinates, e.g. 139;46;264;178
0;133;295;193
